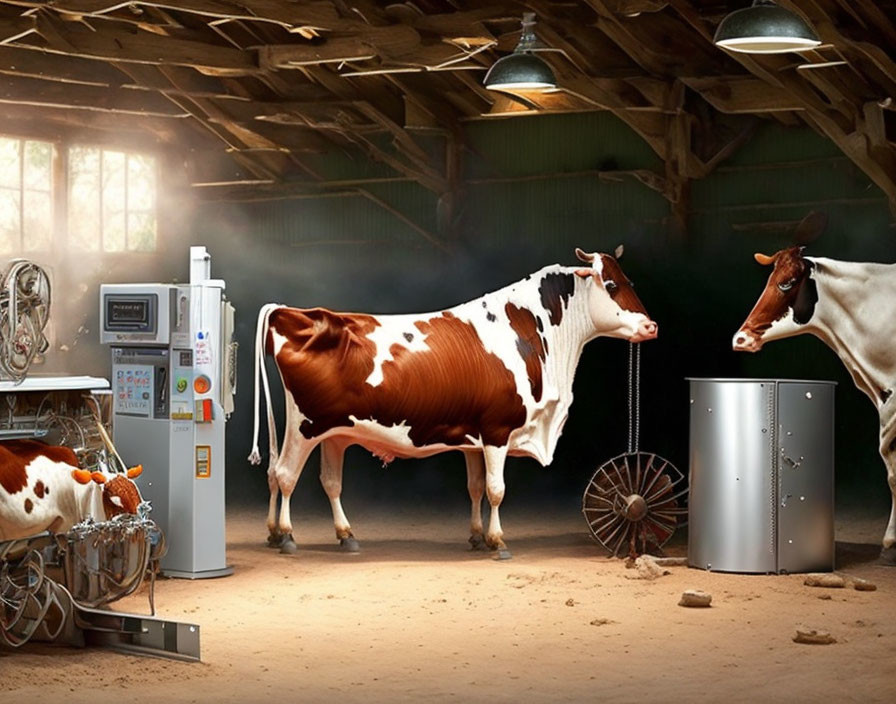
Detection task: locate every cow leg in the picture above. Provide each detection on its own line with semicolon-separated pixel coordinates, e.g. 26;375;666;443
266;465;282;547
483;445;511;560
270;436;316;555
320;438;360;553
464;451;487;551
878;424;896;564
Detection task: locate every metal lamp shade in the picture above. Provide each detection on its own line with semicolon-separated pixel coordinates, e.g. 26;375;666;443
483;52;556;91
714;1;821;54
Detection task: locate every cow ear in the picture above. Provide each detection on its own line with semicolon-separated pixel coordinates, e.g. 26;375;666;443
794;211;827;245
574;268;593;278
126;464;143;479
71;469;92;485
754;252;776;266
90;471;107;484
614;244;624;259
575;248;594;264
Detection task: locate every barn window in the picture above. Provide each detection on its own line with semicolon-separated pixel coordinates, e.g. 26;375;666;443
0;136;54;255
68;146;157;253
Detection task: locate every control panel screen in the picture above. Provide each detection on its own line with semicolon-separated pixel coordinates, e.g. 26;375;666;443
104;294;157;333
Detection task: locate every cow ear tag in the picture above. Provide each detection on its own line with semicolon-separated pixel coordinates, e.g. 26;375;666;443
127;465;143;479
71;469;92;484
91;471;107;484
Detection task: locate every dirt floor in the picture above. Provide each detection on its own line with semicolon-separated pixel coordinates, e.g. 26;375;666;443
3;504;896;703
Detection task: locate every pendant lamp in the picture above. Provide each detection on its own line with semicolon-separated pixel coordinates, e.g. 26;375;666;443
714;0;821;54
484;13;556;92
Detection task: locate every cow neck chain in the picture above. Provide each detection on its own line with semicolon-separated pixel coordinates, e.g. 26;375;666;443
627;342;640;454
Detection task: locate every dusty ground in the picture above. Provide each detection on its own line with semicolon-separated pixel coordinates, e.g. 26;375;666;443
2;504;895;703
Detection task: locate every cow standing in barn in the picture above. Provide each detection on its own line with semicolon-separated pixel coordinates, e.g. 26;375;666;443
0;438;144;541
249;247;657;558
733;212;896;563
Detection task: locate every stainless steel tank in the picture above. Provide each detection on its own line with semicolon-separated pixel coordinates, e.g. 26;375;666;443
687;378;835;574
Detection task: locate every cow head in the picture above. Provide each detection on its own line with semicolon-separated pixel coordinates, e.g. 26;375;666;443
71;465;144;519
732;246;818;352
733;211;828;353
574;246;658;342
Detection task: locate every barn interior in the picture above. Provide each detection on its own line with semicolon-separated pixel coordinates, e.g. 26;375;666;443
2;1;896;701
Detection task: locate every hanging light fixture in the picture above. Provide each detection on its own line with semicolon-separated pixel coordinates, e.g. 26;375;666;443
714;0;821;54
483;13;556;92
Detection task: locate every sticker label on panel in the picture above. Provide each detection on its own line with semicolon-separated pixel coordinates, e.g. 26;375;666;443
195;445;211;479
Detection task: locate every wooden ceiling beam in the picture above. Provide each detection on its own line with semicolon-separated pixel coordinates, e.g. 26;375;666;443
0;14;37;42
6;1;340;32
682;76;804;113
0;72;190;117
0;101;187;147
20;8;259;76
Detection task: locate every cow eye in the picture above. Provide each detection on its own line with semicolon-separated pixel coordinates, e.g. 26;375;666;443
604;280;618;294
778;279;795;292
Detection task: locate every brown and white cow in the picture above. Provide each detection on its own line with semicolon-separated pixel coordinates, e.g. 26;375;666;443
249;247;657;558
0;439;144;541
733;213;896;561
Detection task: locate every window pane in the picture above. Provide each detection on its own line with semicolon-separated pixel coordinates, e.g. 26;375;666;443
23;190;52;251
69;146;100;252
127;154;156;211
102;151;125;252
128;212;156;251
0;188;20;253
23;141;52;192
66;146;157;254
0;138;21;190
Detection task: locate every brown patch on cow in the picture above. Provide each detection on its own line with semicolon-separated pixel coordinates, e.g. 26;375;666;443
1;439;78;495
539;272;576;326
24;498;33;513
34;480;46;498
272;308;526;449
598;255;647;314
739;246;815;339
102;474;143;518
505;303;546;402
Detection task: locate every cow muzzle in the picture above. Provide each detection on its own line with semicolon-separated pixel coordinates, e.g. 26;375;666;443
732;330;761;352
629;319;658;343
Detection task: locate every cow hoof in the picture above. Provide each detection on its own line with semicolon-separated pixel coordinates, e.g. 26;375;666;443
469;534;488;551
495;548;513;561
879;546;896;566
266;533;283;548
340;537;361;553
279;536;298;555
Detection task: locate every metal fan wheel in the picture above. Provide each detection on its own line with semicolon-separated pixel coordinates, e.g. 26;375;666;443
582;451;688;558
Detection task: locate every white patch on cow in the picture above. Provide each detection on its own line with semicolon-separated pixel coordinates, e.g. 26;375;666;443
364;314;434;387
110;495;124;508
336;416;483;459
269;329;288;357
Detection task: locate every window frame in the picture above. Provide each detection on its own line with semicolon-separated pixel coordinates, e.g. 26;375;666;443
0;131;159;256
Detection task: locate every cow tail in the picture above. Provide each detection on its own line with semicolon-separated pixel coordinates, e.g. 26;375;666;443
248;303;281;466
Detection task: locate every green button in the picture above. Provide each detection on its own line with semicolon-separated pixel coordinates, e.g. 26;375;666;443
176;378;188;393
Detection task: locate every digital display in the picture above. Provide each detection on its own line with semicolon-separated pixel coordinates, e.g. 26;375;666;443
105;294;157;333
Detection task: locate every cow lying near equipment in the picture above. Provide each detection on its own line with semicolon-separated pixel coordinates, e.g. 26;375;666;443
0;439;144;541
733;212;896;562
249;247;657;558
